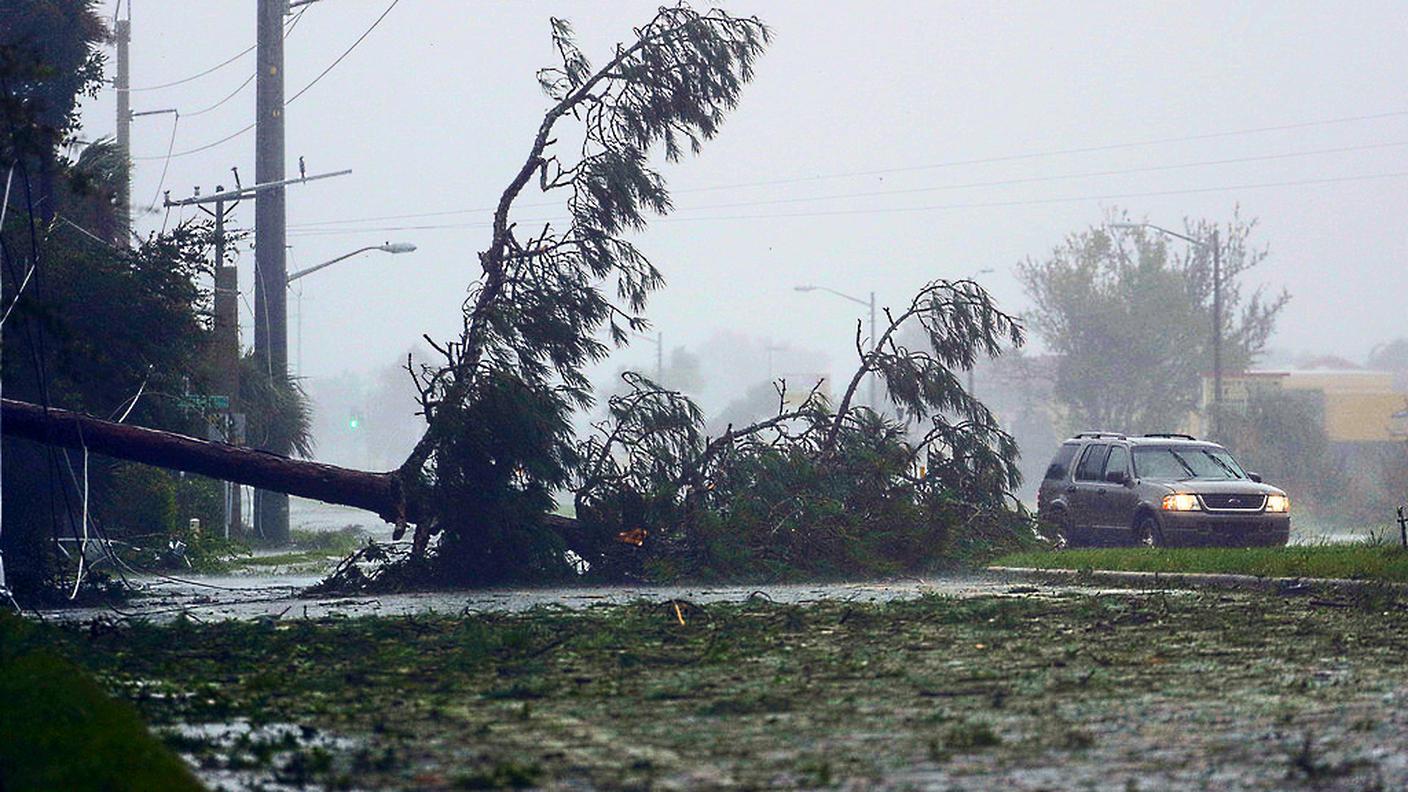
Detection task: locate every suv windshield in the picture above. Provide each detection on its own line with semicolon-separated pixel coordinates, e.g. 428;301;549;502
1133;446;1247;481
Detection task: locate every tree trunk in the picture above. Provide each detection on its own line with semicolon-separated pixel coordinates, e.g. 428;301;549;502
0;398;623;566
1;398;417;525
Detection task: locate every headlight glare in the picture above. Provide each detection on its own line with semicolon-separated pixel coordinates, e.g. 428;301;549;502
1161;493;1201;511
1264;494;1290;513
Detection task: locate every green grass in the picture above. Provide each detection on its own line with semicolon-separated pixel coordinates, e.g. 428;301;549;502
289;526;366;555
993;544;1408;583
225;527;368;570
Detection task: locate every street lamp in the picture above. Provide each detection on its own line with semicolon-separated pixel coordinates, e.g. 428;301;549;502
287;242;417;376
796;284;877;409
1111;221;1222;435
286;241;417;283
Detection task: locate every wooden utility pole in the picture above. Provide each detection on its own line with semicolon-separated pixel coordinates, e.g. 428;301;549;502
114;17;131;246
253;0;290;542
211;194;242;535
167;170;350;539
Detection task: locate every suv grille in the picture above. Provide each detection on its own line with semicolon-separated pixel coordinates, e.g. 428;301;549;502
1201;493;1267;511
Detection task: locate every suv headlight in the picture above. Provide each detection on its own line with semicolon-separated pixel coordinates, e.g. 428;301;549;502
1264;494;1290;513
1161;493;1201;511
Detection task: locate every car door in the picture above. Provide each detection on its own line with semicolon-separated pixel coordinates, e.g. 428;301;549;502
1070;444;1109;543
1098;445;1140;541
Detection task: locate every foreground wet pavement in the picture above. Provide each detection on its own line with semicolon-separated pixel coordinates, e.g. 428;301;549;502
49;584;1408;791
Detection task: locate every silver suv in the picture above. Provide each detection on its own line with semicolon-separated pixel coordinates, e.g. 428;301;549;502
1037;432;1290;547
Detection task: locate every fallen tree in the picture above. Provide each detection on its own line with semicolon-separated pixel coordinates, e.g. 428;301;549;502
5;4;769;577
6;5;1039;590
1;398;414;524
3;397;599;559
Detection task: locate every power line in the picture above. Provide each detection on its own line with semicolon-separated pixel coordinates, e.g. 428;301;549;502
681;109;1408;193
132;0;394;160
287;0;399;105
182;73;254;118
183;9;305;119
127;8;316;161
284;169;1408;236
650;140;1408;215
654;170;1408;222
134;122;253;161
126;43;256;92
286;138;1408;230
122;8;305;93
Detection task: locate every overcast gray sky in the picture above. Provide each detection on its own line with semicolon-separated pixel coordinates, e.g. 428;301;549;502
81;1;1408;392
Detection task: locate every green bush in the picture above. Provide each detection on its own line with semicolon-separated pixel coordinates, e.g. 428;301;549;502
103;464;238;571
0;614;202;791
105;464;179;540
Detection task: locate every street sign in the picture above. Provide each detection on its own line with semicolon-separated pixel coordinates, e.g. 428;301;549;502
179;394;231;412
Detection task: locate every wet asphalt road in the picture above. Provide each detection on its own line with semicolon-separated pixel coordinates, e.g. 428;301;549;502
48;571;1129;623
45;496;1358;623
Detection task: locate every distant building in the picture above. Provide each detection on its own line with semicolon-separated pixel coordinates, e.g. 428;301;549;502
780;373;830;408
1194;367;1408;442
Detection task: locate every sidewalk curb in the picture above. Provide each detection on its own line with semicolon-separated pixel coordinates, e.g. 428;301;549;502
986;565;1408;596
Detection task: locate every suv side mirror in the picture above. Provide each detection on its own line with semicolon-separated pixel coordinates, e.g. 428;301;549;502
1247;472;1263;483
1105;470;1129;485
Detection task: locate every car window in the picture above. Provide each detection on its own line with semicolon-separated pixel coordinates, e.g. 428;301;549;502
1104;446;1129;478
1207;449;1247;478
1170;447;1245;480
1074;444;1109;481
1044;444;1079;480
1132;447;1191;480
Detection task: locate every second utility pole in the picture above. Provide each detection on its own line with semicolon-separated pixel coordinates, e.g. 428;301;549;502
114;16;131;246
212;196;242;537
253;0;289;543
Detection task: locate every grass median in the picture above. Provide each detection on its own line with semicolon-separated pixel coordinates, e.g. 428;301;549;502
993;543;1408;583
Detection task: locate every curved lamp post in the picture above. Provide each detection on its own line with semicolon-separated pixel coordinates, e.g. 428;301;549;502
796;284;877;409
287;241;417;376
287;241;417;283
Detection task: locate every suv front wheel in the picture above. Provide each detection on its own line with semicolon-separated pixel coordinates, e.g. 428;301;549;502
1133;513;1163;548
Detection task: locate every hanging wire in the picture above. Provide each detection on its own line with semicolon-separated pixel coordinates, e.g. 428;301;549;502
182;73;253;118
131;2;388;161
145;111;179;211
0;165;14;608
0;168;36;329
68;446;91;601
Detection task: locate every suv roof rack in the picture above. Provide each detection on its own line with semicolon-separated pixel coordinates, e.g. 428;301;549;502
1142;432;1197;440
1072;431;1127;440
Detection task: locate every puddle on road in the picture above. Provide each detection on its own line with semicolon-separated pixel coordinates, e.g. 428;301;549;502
164;719;365;792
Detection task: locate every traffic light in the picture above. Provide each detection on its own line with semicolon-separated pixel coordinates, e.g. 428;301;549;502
348;413;362;431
